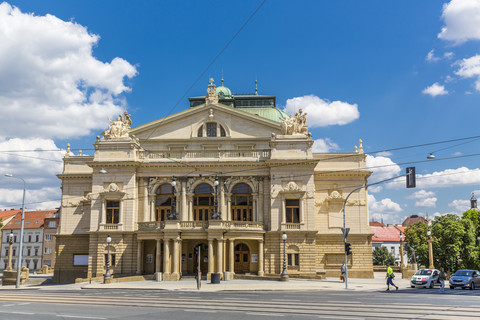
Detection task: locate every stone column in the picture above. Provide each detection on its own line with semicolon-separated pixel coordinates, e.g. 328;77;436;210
258;240;264;276
253;194;258;222
219;182;225;220
181;181;187;221
155;239;161;273
258;178;264;222
217;239;223;276
208;239;214;277
163;239;170;277
428;238;434;269
101;199;106;224
136;240;142;275
143;178;149;222
226;194;232;221
187;194;193;221
229;238;235;274
173;239;179;278
149;196;155;221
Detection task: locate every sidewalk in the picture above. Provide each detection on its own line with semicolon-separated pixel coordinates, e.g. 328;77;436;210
1;273;411;292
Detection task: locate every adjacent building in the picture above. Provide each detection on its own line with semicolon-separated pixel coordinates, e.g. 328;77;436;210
371;225;407;266
0;210;57;270
42;213;60;269
54;79;373;283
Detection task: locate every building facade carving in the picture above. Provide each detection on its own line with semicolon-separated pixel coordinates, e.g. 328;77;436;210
54;79;373;283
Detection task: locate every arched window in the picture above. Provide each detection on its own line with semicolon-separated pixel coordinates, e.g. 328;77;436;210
231;183;253;221
155;184;173;221
197;125;203;137
197;123;227;137
220;125;226;137
193;183;214;221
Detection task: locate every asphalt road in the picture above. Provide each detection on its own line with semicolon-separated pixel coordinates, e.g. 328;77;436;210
0;288;479;320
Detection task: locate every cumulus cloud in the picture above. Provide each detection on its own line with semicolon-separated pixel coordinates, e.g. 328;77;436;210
426;50;440;62
414;197;437;208
0;3;137;139
448;199;470;213
388;167;480;189
366;155;401;189
313;138;340;153
455;54;480;91
438;0;480;44
368;194;403;223
422;83;448;97
408;190;436;200
283;95;359;127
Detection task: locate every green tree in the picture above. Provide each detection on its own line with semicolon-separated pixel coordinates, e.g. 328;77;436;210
462;208;479;230
372;246;395;265
404;222;429;267
0;217;3;229
459;218;479;269
431;214;466;272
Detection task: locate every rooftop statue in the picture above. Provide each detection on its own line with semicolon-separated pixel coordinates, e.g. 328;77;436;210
102;111;132;139
281;109;308;135
205;78;219;105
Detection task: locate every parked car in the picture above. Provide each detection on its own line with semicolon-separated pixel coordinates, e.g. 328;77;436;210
410;269;441;288
449;270;480;290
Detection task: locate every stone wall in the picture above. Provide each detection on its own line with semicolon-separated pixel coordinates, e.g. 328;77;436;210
54;235;89;283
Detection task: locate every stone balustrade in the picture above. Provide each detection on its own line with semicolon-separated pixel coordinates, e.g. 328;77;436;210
137;150;271;162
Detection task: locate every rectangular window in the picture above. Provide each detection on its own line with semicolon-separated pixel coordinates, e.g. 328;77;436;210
48;221;57;228
73;254;89;266
36;235;39;242
285;199;300;223
106;200;120;224
206;123;217;137
35;248;39;256
27;248;31;256
5;249;8;256
13;249;16;256
46;234;54;241
44;247;52;254
28;235;32;242
44;260;51;267
287;253;300;267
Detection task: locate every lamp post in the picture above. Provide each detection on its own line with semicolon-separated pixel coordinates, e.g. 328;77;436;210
211;176;220;220
280;232;288;281
6;230;14;270
5;173;26;289
399;231;405;272
427;225;434;269
104;234;112;283
168;176;177;220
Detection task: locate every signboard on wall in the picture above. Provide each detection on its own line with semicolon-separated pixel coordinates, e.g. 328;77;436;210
251;254;258;263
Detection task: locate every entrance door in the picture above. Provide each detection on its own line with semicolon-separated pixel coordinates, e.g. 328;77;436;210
193;244;208;277
234;243;250;274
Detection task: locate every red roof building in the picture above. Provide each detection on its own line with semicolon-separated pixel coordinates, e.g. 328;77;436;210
402;215;427;227
371;225;407;266
369;221;385;227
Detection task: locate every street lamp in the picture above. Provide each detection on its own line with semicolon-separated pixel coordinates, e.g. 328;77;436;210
427;224;434;269
104;234;112;283
6;230;14;270
167;176;177;220
4;173;26;289
211;176;220;220
280;232;288;281
399;231;405;272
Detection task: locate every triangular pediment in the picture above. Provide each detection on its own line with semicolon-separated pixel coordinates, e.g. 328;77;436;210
131;103;282;141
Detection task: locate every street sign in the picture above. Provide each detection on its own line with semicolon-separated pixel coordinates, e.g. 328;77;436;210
341;227;350;240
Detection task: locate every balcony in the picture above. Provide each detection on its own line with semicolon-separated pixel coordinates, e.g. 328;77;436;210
137;220;264;232
99;223;123;231
138;150;270;162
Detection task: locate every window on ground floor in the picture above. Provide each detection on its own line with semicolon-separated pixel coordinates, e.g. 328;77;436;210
104;253;116;266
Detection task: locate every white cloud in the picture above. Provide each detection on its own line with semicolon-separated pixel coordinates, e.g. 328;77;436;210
444;52;454;59
438;0;480;44
426;50;440;62
388;167;480;189
366;154;401;185
455;54;480;91
0;187;60;211
368;194;403;223
422;83;448;97
414;197;437;208
283;95;359;127
408;190;436;200
0;3;137;139
312;138;340;153
448;199;470;212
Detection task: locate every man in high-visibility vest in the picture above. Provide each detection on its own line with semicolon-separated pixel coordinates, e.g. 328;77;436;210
386;264;398;291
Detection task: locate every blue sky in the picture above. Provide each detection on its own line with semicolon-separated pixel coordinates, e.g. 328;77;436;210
1;0;480;224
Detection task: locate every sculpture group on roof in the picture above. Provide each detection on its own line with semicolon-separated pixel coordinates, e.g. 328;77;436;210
281;108;308;135
102;111;132;139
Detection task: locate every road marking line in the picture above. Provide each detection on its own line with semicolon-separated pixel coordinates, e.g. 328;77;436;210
55;315;107;319
7;312;35;315
184;310;217;313
246;312;284;317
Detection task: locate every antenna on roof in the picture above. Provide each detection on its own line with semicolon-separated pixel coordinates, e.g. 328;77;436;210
255;79;258;95
221;70;224;86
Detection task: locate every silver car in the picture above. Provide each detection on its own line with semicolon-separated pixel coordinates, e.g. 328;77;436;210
449;269;480;290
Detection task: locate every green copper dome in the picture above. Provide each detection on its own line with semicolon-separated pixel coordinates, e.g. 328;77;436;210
216;85;233;99
236;106;288;123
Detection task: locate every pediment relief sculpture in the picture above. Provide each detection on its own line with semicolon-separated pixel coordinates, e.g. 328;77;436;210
205;78;219;105
280;109;309;135
326;190;343;200
64;192;92;207
283;181;302;192
104;183;121;193
101;111;132;140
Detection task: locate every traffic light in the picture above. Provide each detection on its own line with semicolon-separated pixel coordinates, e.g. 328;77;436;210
406;167;416;188
345;242;352;255
194;246;199;255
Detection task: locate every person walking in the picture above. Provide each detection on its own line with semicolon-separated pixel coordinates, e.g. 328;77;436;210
439;267;446;293
341;263;346;283
386;264;398;291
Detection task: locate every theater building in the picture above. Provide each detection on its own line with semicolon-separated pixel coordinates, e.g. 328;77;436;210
54;79;373;283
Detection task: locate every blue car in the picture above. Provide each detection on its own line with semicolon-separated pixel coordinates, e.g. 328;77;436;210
449;269;480;290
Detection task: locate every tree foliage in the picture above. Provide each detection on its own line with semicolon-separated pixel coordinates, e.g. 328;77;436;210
462;208;479;231
404;222;429;267
372;246;395;265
